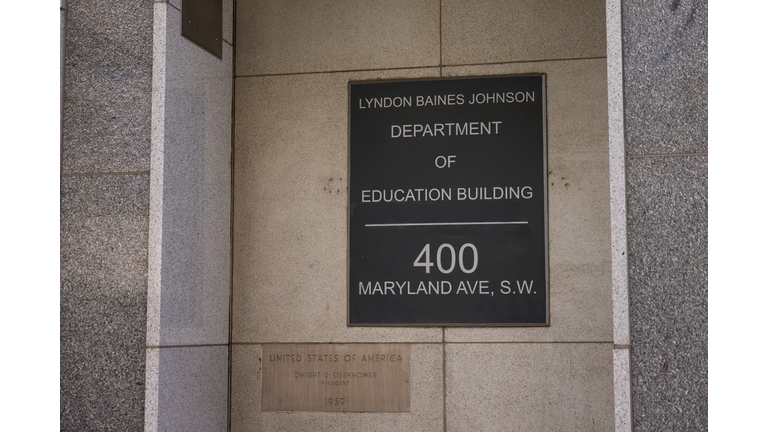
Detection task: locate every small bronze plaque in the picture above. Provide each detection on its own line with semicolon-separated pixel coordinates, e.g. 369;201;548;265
262;344;410;412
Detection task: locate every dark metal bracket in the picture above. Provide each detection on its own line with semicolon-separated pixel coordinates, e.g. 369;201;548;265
181;0;222;59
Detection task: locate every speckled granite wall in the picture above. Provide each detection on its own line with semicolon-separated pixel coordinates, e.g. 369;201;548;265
623;0;708;430
60;0;153;430
60;175;150;431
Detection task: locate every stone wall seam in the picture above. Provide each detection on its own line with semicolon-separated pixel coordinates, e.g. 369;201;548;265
60;0;66;177
62;171;151;177
229;3;238;431
627;152;707;158
234;57;609;80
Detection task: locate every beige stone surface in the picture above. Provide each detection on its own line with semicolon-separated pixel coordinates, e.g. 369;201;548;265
231;344;444;431
236;0;440;76
234;60;611;344
442;0;606;65
445;343;615;431
443;59;612;343
233;68;444;344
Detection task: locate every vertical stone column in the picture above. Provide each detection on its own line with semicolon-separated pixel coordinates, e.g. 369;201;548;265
606;0;631;430
622;0;708;430
145;1;234;431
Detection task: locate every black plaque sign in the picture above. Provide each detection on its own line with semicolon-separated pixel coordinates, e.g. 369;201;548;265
348;76;548;326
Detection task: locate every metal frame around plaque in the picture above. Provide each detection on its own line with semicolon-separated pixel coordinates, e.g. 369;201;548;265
181;0;223;59
347;75;549;327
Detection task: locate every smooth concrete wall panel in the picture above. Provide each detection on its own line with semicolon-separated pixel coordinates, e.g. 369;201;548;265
622;0;708;155
232;3;614;432
236;0;440;76
442;0;606;66
441;60;612;343
153;2;232;347
62;0;153;174
627;155;707;431
445;343;615;431
233;68;444;344
231;344;444;431
156;346;229;432
61;175;149;431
